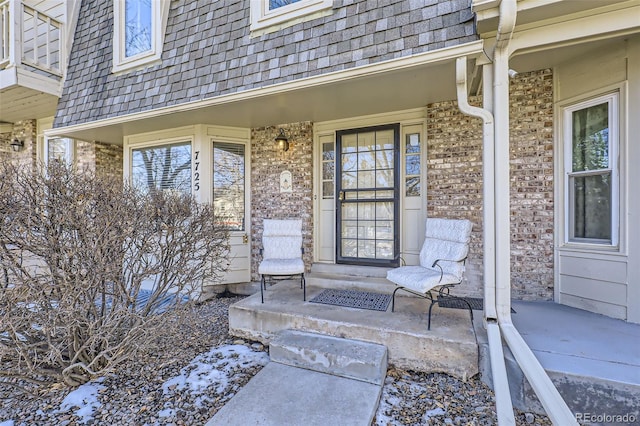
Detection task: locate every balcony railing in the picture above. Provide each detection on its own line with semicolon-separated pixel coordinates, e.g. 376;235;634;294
0;0;63;77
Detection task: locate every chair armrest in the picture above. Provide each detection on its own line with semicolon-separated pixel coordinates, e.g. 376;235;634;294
431;256;468;268
431;256;468;283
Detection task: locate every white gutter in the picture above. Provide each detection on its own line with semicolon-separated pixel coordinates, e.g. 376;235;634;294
492;0;579;424
456;56;515;425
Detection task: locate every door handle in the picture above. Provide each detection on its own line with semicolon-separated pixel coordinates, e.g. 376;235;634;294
338;191;344;201
242;234;248;244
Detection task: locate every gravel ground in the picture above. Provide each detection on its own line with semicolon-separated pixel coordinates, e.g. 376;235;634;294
1;295;552;425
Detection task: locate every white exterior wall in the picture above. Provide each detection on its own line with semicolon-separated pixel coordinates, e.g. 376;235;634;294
554;35;640;323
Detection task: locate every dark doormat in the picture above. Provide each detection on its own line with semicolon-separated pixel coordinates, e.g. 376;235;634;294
309;289;392;312
438;296;516;313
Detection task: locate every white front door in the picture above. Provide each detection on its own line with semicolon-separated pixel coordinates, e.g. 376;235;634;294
213;140;251;284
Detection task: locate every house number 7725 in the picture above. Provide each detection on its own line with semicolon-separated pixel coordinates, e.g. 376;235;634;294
193;150;200;191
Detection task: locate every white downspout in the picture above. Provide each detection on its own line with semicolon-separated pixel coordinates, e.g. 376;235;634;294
492;0;579;424
456;56;515;425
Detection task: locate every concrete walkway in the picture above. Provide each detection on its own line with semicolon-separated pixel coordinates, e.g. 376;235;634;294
206;330;387;426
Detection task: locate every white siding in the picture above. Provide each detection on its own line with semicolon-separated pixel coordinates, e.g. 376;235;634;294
554;36;640;323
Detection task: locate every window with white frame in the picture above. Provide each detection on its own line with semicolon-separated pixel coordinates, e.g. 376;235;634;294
113;0;165;73
44;137;74;165
564;92;619;246
250;0;333;33
131;142;192;194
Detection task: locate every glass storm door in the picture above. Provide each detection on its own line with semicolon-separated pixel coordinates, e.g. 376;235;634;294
336;124;400;266
213;141;250;284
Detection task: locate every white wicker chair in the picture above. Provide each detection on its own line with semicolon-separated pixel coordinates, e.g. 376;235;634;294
258;219;305;303
386;218;473;329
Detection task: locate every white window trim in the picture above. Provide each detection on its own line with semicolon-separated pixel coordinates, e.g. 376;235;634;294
112;0;170;74
44;137;75;166
562;91;620;248
250;0;333;34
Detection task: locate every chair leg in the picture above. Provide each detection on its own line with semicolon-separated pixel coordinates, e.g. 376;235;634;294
427;299;439;331
460;297;474;323
391;287;404;312
260;275;265;303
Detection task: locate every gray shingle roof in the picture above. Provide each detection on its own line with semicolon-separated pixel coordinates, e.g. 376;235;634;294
54;0;476;128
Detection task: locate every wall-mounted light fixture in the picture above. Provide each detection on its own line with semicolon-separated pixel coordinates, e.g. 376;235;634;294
10;139;24;152
275;128;289;152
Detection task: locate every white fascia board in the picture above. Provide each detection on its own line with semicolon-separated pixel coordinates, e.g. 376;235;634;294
16;68;62;97
509;4;640;56
46;40;485;137
0;67;18;89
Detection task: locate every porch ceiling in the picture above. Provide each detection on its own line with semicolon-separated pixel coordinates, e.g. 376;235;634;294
47;42;485;144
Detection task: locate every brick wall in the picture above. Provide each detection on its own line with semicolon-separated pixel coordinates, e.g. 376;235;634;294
250;122;314;281
76;141;124;180
426;69;554;300
509;69;554;300
1;120;37;170
0;130;12;163
426;98;485;296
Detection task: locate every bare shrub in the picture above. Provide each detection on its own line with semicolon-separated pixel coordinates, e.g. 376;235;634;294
0;162;229;387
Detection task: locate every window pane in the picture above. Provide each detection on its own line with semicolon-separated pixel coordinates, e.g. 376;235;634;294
572;173;611;241
406;155;420;175
341;134;357;153
357;203;375;220
376;129;394;150
213;143;245;231
269;0;303;10
572;102;609;172
376;241;393;259
322;142;334;161
406;177;420;197
48;138;70;163
131;142;191;194
322;161;334;180
357;240;376;258
375;202;393;220
322;182;334;198
341;238;357;257
406;134;420;154
376;221;394;239
125;0;152;57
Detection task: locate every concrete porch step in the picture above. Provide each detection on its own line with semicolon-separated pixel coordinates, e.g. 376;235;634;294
206;329;386;426
310;263;392;278
270;329;388;385
305;271;393;293
307;262;396;293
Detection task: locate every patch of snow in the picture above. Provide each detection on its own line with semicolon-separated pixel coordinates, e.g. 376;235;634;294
0;331;26;342
425;406;446;418
157;408;175;418
57;380;105;424
162;344;269;407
